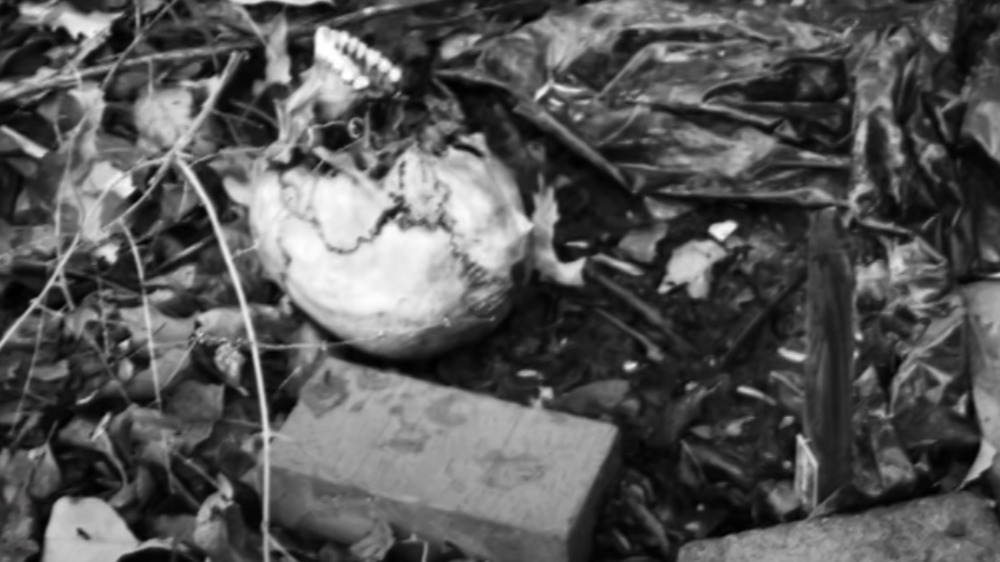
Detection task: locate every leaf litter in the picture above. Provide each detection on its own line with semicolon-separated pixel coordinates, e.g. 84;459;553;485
0;0;999;561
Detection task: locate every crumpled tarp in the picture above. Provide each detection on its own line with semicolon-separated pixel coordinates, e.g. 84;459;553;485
440;0;1000;521
442;0;1000;276
442;0;852;206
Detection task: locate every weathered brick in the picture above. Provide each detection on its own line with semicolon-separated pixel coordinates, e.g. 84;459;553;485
269;356;621;562
678;492;1000;562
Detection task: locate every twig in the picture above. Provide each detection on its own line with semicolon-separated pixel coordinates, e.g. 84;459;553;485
9;309;54;442
594;308;666;363
0;230;82;374
0;44;240;104
119;221;164;410
152;50;277;560
586;265;697;355
716;268;807;371
101;0;182;92
175;159;274;562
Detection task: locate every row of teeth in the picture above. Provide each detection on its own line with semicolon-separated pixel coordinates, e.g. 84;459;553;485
314;27;403;92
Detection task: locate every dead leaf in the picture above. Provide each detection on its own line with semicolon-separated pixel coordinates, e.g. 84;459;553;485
148;513;197;544
195;398;260;479
192;478;261;562
118;306;195;352
108;464;156;513
61;83;105;172
649;384;714;447
530;186;585;286
549;379;631;419
961;439;998;488
0;451;41;561
658;239;728;299
262;14;292;86
134;79;220;158
195;305;292;342
857;259;890;305
88;346;192;403
69;160;135;242
213;342;246;389
618;223;668;264
708;220;738;242
27;444;63;500
110;406;184;468
350;517;395;562
164;380;225;450
961;281;1000;485
19;1;121;40
32;83;132;244
644;197;692;221
0;219;60;258
41;496;138;562
57;416;127;483
30;360;70;382
190;222;271;306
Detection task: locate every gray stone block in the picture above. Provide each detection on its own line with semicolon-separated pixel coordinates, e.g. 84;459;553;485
678;492;1000;562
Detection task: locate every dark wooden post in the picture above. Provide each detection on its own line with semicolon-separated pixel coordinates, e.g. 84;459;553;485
803;208;855;505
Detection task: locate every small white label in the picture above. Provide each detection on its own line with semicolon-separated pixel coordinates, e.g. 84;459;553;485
795;433;819;512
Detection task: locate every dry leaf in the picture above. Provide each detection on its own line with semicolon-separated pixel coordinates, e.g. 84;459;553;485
618;222;668;264
89;346;191;403
164;380;225;450
961;282;1000;486
0;475;39;561
262;14;291;86
658;239;728;299
41;496;138;562
134;78;221;157
192;479;261;562
66;159;136;242
27;444;63;500
110;406;185;467
350;517;395;562
118;306;195;351
549;379;631;419
33;84;133;244
19;1;121;40
57;416;127;482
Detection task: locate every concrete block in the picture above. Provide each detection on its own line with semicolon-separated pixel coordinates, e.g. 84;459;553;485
678;492;1000;562
269;356;621;562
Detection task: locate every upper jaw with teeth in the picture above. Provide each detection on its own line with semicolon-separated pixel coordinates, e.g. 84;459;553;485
314;27;403;94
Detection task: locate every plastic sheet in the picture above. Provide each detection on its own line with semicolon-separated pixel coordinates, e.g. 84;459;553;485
441;0;998;530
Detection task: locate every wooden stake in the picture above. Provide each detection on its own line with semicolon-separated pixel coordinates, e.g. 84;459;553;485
801;208;854;507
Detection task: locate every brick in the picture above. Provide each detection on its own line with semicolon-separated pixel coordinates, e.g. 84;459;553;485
677;492;1000;562
269;356;621;562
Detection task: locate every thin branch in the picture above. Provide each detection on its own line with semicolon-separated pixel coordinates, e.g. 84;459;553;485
0;0;453;105
717;268;807;371
119;221;164;410
175;159;274;562
586;265;697;356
